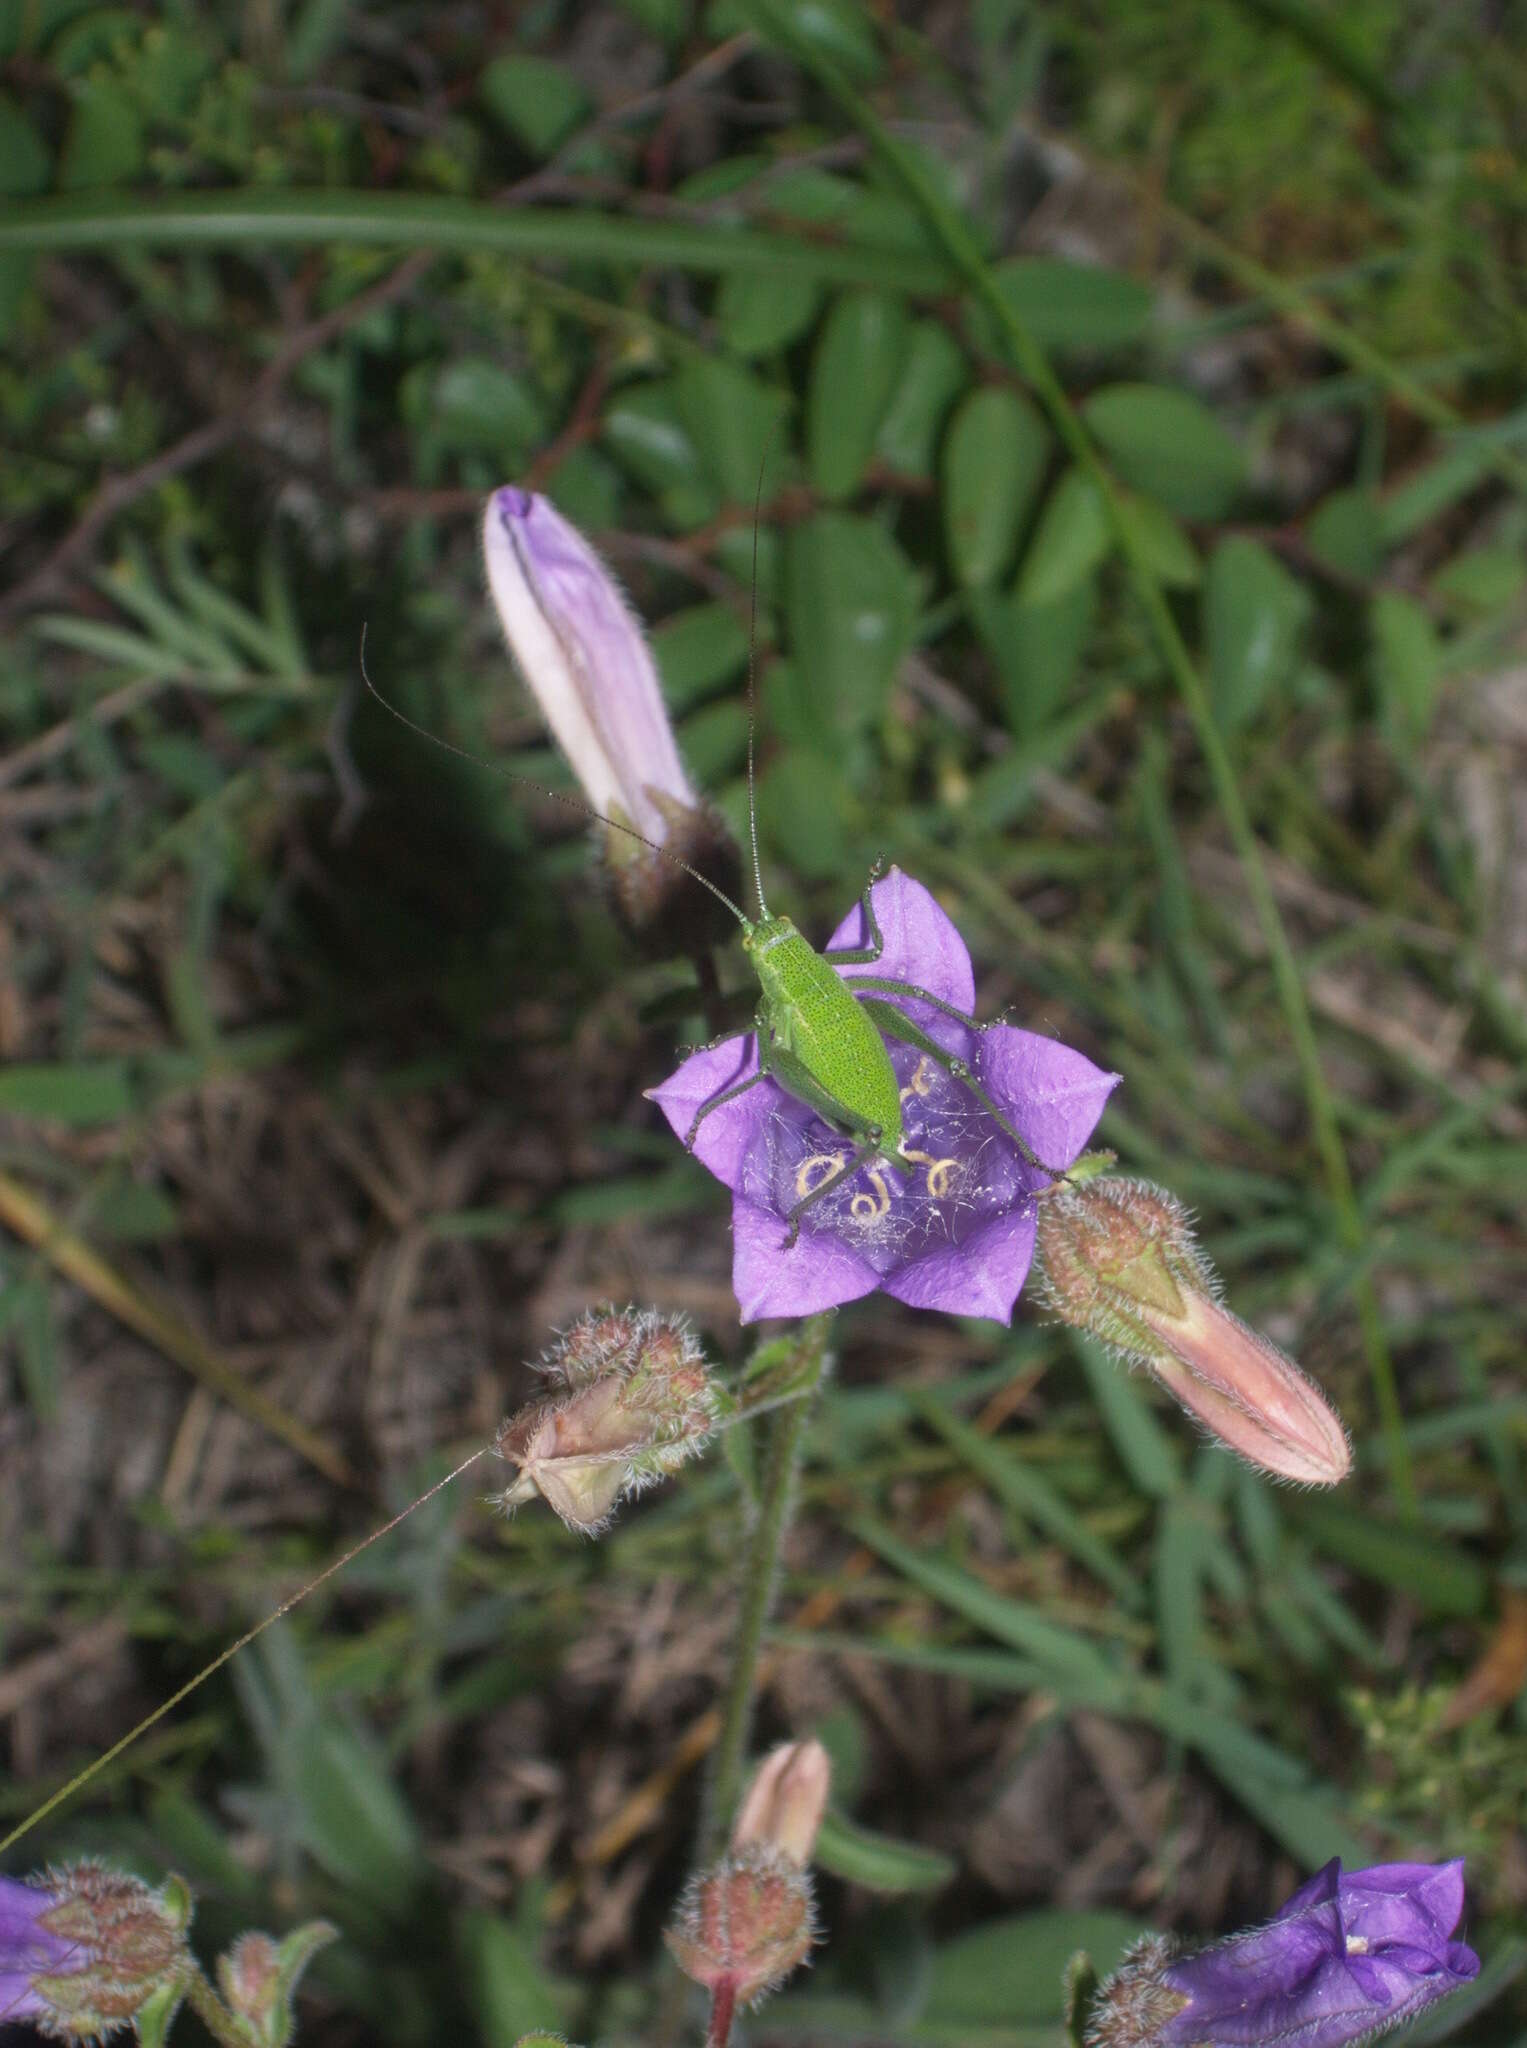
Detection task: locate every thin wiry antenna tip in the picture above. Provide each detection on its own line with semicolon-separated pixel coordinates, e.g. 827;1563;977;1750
355;633;749;928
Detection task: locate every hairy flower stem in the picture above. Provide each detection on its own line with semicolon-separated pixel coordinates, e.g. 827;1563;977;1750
746;0;1414;1515
183;1964;257;2048
701;1317;829;1865
706;1981;738;2048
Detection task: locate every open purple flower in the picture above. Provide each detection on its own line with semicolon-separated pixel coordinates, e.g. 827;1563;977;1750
649;869;1118;1322
1121;1859;1479;2048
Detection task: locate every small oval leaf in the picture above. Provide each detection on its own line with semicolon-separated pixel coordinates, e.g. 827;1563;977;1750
1205;535;1309;730
807;290;911;501
942;384;1050;588
1017;469;1111;607
1084;382;1243;521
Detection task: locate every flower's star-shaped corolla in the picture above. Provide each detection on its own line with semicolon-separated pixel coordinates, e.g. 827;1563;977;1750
650;870;1118;1322
1163;1859;1480;2048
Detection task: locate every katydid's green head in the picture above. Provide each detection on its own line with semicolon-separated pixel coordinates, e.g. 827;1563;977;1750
742;915;795;955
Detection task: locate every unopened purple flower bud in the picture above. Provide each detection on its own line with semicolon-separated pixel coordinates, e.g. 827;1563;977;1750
483;487;741;952
4;1862;190;2040
665;1846;816;2011
1090;1860;1479;2048
1036;1177;1350;1486
493;1308;717;1533
731;1741;831;1868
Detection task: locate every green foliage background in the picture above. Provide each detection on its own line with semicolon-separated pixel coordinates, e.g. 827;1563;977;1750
1;2;1525;2044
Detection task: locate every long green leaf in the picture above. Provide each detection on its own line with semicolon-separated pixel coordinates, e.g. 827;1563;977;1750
0;189;951;289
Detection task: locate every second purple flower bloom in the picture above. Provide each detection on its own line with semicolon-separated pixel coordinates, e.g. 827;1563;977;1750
650;869;1118;1322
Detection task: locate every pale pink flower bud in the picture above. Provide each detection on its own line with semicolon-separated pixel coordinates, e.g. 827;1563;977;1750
664;1846;816;2010
1036;1178;1351;1486
216;1921;337;2048
492;1309;717;1533
483;487;741;951
731;1741;831;1867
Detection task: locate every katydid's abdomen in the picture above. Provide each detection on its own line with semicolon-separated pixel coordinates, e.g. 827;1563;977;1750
749;923;904;1160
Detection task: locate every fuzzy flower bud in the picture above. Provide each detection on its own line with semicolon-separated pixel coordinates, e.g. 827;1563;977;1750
665;1846;816;2011
216;1921;337;2048
4;1862;191;2040
493;1308;717;1533
1088;1860;1479;2048
1036;1177;1350;1486
483;487;742;953
731;1741;831;1868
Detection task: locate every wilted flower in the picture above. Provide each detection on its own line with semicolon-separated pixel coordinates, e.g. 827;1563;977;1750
483;486;740;949
3;1863;189;2040
1089;1859;1479;2048
665;1847;816;2014
493;1308;717;1533
1036;1176;1350;1486
731;1741;831;1868
649;869;1118;1322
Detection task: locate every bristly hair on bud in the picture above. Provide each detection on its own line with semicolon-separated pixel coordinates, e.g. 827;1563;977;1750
664;1845;818;2012
17;1861;190;2042
1086;1935;1190;2048
1035;1176;1351;1487
492;1308;718;1534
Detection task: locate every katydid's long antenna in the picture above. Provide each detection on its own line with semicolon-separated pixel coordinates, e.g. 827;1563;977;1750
357;629;750;928
0;1448;488;1857
745;446;770;919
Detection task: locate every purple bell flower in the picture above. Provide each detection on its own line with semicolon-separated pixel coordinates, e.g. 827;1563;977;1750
649;869;1118;1322
1;1874;82;2027
1092;1859;1480;2048
1164;1859;1479;2048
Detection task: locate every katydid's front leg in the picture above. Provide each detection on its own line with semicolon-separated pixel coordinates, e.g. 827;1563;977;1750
822;857;889;967
682;1031;768;1151
856;996;1059;1180
780;1131;882;1248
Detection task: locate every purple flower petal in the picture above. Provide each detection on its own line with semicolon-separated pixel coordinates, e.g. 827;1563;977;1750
1161;1858;1481;2048
827;868;975;1013
882;1205;1038;1319
648;1038;764;1185
484;487;696;844
0;1876;79;2024
732;1197;882;1321
975;1027;1120;1171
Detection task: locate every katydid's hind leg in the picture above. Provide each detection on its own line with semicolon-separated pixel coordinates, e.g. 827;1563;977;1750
842;975;983;1033
823;856;890;968
857;997;1057;1181
782;1130;882;1248
683;1068;767;1151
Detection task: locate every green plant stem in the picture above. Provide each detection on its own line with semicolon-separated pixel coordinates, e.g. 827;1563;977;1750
182;1965;256;2048
746;0;1414;1513
701;1319;827;1862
